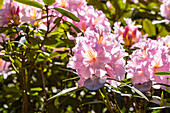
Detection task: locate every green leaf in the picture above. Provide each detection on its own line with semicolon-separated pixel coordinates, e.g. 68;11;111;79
14;0;43;9
0;27;13;33
54;7;80;22
127;85;149;101
160;91;164;106
65;21;82;33
62;76;80;82
59;68;78;75
83;100;104;105
43;0;55;6
0;0;3;8
149;106;170;110
47;87;84;101
30;87;43;91
154;72;170;75
143;19;156;37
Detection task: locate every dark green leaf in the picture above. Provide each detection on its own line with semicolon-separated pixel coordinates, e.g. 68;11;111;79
54;7;80;22
154;72;170;75
14;0;43;9
83;100;104;105
43;0;55;6
0;27;12;33
66;21;82;33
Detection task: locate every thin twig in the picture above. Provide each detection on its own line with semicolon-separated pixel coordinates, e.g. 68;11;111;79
99;89;114;113
41;65;47;113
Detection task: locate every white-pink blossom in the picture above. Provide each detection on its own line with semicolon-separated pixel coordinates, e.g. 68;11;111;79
160;0;170;20
127;38;170;89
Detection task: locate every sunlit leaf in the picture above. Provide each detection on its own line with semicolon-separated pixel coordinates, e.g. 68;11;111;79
65;21;82;33
0;0;3;8
14;0;43;9
149;106;170;110
43;0;55;6
54;7;80;22
62;76;80;82
47;87;84;101
127;85;149;101
143;19;156;37
31;87;42;91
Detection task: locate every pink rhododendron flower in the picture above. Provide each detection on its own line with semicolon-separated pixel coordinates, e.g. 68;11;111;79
68;24;127;87
113;18;142;47
71;4;110;33
0;59;10;73
0;2;20;26
68;41;111;86
20;6;42;26
0;0;43;27
0;52;11;79
158;35;170;47
127;38;170;89
160;0;170;20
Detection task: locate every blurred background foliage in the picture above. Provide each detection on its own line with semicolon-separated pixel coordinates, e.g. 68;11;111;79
0;0;170;113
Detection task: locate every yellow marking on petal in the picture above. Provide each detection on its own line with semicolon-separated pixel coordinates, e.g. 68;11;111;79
87;49;96;63
93;16;100;26
32;9;37;19
168;7;170;11
143;49;147;59
61;0;67;8
139;71;144;76
78;0;83;7
98;33;104;44
154;61;160;72
0;59;3;67
81;23;86;32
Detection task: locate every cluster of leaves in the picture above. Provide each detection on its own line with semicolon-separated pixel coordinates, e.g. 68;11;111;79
0;0;169;113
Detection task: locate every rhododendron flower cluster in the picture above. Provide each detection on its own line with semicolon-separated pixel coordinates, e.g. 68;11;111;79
0;0;43;27
68;24;127;86
127;39;170;89
0;0;170;90
113;18;142;47
0;2;20;26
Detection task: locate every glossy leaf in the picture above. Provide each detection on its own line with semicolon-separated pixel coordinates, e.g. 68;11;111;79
43;0;55;6
127;85;149;101
54;7;80;22
143;19;156;37
65;21;82;33
149;106;170;110
47;87;84;101
14;0;43;9
154;72;170;75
